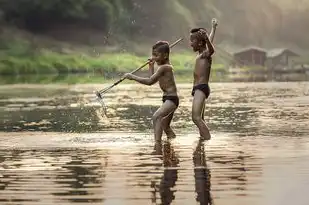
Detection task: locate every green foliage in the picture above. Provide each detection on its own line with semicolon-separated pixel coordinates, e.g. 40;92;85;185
0;0;135;33
0;39;226;76
1;0;309;47
1;0;308;84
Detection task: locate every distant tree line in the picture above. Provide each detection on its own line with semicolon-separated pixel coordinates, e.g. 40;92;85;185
0;0;138;35
0;0;309;49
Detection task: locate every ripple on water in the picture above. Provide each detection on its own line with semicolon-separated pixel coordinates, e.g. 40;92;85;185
1;82;309;204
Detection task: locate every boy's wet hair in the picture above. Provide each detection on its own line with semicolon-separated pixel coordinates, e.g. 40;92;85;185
190;27;207;44
190;27;208;34
152;41;170;54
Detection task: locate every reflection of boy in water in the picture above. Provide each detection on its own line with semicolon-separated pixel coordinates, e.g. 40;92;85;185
124;41;179;142
193;139;213;205
152;140;179;205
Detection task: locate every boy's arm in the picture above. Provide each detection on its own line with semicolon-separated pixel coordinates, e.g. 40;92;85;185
201;31;215;57
209;18;218;43
124;65;166;86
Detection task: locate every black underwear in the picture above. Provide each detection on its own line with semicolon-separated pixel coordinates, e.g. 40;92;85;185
162;95;179;107
191;84;210;99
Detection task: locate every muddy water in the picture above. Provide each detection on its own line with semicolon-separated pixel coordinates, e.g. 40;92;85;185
0;82;309;205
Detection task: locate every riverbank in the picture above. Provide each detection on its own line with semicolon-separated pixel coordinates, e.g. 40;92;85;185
0;50;225;75
0;51;227;84
0;37;228;84
1;30;307;85
0;71;230;84
0;35;226;77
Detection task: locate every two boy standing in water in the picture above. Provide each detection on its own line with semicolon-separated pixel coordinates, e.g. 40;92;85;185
123;18;218;142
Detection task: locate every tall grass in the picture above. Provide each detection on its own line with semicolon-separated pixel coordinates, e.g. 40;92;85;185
0;40;226;76
0;37;228;86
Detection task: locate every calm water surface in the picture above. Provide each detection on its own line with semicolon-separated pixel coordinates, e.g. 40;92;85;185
0;82;309;205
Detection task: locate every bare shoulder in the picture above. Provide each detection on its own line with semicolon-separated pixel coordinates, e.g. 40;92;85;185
196;53;212;62
195;54;204;63
158;64;173;71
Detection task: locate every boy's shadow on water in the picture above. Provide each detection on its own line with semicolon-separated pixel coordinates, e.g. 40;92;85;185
151;138;213;205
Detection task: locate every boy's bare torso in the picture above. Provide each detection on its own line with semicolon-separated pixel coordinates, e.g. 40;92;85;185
158;64;178;96
193;54;211;86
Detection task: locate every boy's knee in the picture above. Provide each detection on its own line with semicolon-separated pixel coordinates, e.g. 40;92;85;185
152;113;163;123
163;125;171;131
192;113;202;124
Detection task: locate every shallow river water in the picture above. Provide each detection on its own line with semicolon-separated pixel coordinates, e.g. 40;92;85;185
0;82;309;205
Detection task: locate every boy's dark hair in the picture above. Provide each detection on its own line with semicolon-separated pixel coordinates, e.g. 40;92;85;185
190;27;208;34
190;27;207;45
152;41;170;54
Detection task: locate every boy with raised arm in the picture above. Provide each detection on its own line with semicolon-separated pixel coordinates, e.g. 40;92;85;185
123;41;179;142
201;18;218;121
189;18;218;140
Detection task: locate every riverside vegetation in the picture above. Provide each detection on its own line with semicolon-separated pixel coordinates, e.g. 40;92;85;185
0;0;308;83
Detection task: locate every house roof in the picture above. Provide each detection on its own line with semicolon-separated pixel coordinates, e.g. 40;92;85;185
233;46;267;55
218;45;301;59
267;48;299;58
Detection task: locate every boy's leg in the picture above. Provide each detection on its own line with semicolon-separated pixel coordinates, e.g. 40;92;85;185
192;90;211;140
153;101;177;142
153;140;163;155
201;103;205;121
162;111;176;138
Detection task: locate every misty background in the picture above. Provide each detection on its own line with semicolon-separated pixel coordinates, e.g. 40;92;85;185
1;0;309;50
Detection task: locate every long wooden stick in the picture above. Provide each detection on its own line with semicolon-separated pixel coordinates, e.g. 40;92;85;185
95;38;183;98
